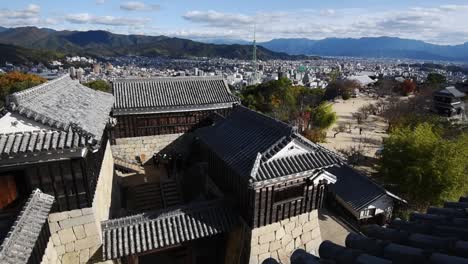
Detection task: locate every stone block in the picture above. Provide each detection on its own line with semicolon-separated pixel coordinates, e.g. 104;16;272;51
309;210;318;221
311;227;321;239
275;227;286;240
269;240;281;251
73;225;86;240
251;236;259;247
52;233;61;246
84;223;98;236
294;237;302;248
292;226;302;239
259;232;275;244
303;220;318;233
58;228;76;244
299;213;309;225
65;243;75;253
281;234;293;248
305;238;321;254
285;240;295;253
284;221;296;234
68;209;83;218
62;252;79;264
277;249;289;264
258;252;271;263
49;212;69;222
50;222;61;233
56;245;65;255
301;231;313;244
249;255;258;264
75;235;101;251
81;208;93;216
280;218;290;225
79;249;90;263
60;214;95;229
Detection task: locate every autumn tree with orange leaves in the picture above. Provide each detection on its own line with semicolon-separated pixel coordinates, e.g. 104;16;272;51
0;71;46;107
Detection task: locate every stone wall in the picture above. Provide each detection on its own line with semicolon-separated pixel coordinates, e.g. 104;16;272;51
41;142;116;264
111;133;184;163
92;141;115;239
41;208;101;264
249;210;322;264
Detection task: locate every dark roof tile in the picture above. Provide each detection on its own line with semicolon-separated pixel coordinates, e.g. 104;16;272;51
112;76;239;115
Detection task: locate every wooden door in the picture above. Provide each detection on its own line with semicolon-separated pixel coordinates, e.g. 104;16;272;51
0;175;17;209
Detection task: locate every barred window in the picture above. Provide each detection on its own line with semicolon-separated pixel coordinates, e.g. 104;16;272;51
274;184;305;203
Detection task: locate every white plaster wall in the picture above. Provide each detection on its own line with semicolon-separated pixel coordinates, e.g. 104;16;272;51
359;195;393;219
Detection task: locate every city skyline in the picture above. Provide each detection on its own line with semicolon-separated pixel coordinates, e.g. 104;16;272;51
1;0;468;45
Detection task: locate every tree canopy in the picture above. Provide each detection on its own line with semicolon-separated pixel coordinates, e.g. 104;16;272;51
379;122;468;209
240;78;324;121
0;72;46;107
240;78;334;142
425;73;447;89
83;79;111;93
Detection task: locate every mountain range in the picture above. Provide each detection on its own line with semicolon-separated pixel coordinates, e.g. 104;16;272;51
258;37;468;62
0;27;302;61
1;27;467;62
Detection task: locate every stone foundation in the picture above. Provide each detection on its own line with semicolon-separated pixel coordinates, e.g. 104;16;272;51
111;134;184;163
249;210;322;264
41;142;116;264
41;208;101;264
92;141;116;238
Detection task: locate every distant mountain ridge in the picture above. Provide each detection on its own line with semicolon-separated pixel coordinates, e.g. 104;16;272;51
0;43;64;65
259;37;468;61
0;27;303;60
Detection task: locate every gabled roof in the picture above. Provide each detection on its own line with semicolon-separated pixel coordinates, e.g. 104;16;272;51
435;86;466;98
0;189;54;264
101;200;239;260
112;76;240;115
197;106;343;185
326;165;405;212
6;75;114;142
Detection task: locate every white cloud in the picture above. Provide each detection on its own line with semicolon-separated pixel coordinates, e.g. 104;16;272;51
183;10;253;27
96;0;105;4
179;6;468;44
0;4;41;20
320;9;335;16
120;1;160;11
65;13;150;26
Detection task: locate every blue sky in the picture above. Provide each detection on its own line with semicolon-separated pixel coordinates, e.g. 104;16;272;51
1;0;468;44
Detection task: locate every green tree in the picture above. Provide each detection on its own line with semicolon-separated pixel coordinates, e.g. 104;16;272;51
310;102;337;130
425;73;447;90
379;123;468;209
83;80;111;93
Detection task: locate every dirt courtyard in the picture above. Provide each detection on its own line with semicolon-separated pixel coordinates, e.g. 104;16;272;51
321;96;388;172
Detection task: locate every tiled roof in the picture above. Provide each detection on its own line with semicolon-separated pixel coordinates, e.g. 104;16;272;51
0;129;87;160
299;196;468;264
101;200;239;260
6;75;114;141
197;106;343;184
435;86;466;98
326;166;388;212
0;189;55;264
256;152;342;182
112;76;240;115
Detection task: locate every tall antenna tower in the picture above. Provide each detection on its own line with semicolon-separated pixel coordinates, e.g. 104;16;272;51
252;25;258;82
